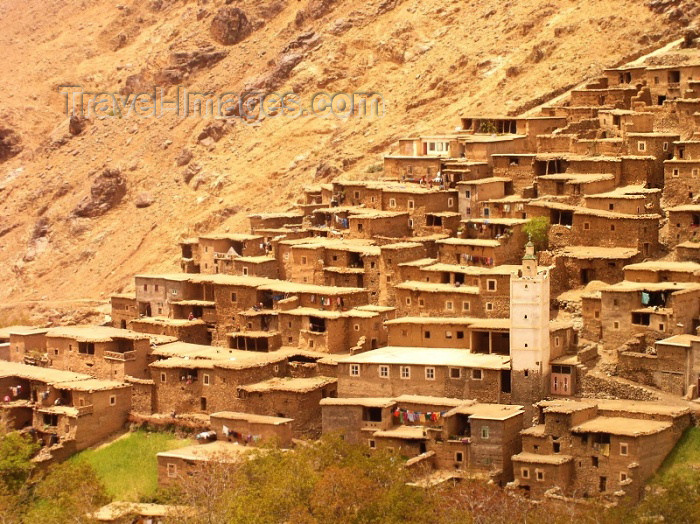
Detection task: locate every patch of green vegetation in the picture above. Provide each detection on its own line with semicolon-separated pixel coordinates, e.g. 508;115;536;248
654;426;700;484
71;430;192;502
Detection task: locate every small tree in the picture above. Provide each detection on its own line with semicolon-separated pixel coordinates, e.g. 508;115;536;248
523;216;550;251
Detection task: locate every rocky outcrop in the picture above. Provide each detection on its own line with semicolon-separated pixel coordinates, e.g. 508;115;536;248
210;7;252;45
72;168;127;218
68;114;88;136
0;125;22;163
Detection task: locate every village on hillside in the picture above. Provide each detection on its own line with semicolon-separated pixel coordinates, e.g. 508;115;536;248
3;40;700;520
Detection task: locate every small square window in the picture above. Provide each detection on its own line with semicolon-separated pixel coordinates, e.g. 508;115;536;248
613;321;620;329
379;365;390;378
445;301;454;311
450;368;462;379
456;331;464;339
445;331;453;339
536;470;544;481
167;463;177;478
424;330;431;339
481;426;490;439
486;302;494;311
203;374;210;386
109;395;116;406
448;198;454;207
487;279;497;291
583;222;591;230
455;452;464;463
425;367;435;380
389;198;397;208
638;141;647;152
400;366;411;379
350;364;360;377
620;472;628;482
472;369;483;380
405;297;412;306
462;301;470;312
521;468;530;479
369;439;376;449
620;443;628;456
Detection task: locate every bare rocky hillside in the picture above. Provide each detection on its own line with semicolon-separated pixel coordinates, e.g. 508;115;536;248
0;0;697;323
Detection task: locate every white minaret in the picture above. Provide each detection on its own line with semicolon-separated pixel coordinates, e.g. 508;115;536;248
510;242;550;374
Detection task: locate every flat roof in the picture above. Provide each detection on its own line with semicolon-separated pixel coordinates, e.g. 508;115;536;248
601;281;700;293
157;441;257;462
436;238;501;247
319;397;396;408
239;376;337;393
559;246;639;260
446;403;524;420
393;281;480;294
0;326;40;338
656;334;700;347
45;326;151;343
93;503;194;521
512;452;573;465
199;233;262;241
667;204;700;212
210;411;293;425
277;307;378;319
341;347;510;370
373;425;427;440
0;362;126;390
624;261;700;273
572;416;672;437
457;177;511;186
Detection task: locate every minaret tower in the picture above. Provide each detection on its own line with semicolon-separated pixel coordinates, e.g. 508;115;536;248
509;242;551;412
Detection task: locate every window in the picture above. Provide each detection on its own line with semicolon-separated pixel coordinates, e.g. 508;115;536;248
637;141;647;152
389;198;397;208
472;369;483;380
350;364;360;377
592;456;599;467
424;330;431;339
160;373;166;383
418;298;425;307
354;324;360;331
445;330;453;339
553;442;561;453
450;368;462;379
620;472;628;482
445;301;454;311
231;292;237;302
354;191;360;199
462;301;470;312
167;463;177;478
583;222;590;230
301;256;307;265
408;200;415;209
448;198;454;207
457;331;464;339
78;342;95;355
171;289;178;295
521;468;530;479
610;225;616;232
242;267;249;276
143;284;147;291
693;169;699;179
620;443;628;456
487;279;496;291
663;142;669;152
486;302;493;311
400;366;411;379
672;168;680;178
203;374;210;386
613;321;620;329
109;395;116;406
369;439;376;449
555;336;560;347
379;365;390;378
536;470;545;481
425;367;435;380
455;452;464;463
481;426;490;439
405;297;412;306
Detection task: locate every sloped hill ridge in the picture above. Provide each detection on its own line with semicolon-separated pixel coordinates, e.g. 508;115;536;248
0;0;697;322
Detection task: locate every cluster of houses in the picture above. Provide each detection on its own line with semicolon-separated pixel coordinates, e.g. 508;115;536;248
3;53;700;510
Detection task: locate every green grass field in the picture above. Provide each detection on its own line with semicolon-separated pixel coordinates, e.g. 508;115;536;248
71;430;192;501
653;426;700;484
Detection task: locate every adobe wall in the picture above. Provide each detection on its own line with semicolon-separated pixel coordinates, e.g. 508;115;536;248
666;210;700;247
110;297;138;328
74;388;131;451
126;377;155;414
383;156;442;180
663;161;700;207
379;244;427;306
337;363;504;404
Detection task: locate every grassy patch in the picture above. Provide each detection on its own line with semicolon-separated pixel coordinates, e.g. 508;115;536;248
653;426;700;484
71;430;192;501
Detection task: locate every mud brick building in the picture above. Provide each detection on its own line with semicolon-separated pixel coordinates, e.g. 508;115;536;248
157;441;257;488
337;346;511;404
235;376;337;437
617;334;700;398
554;246;640;289
511;399;691;502
0;362;130;458
665;205;700;247
321;395;524;485
582;281;700;349
110;294;138;329
210;411;293;448
623;260;700;284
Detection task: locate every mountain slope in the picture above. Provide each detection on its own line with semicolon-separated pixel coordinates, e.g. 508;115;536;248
0;0;696;322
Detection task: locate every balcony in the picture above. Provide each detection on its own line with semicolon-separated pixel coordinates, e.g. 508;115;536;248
104;350;137;362
76;404;94;416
